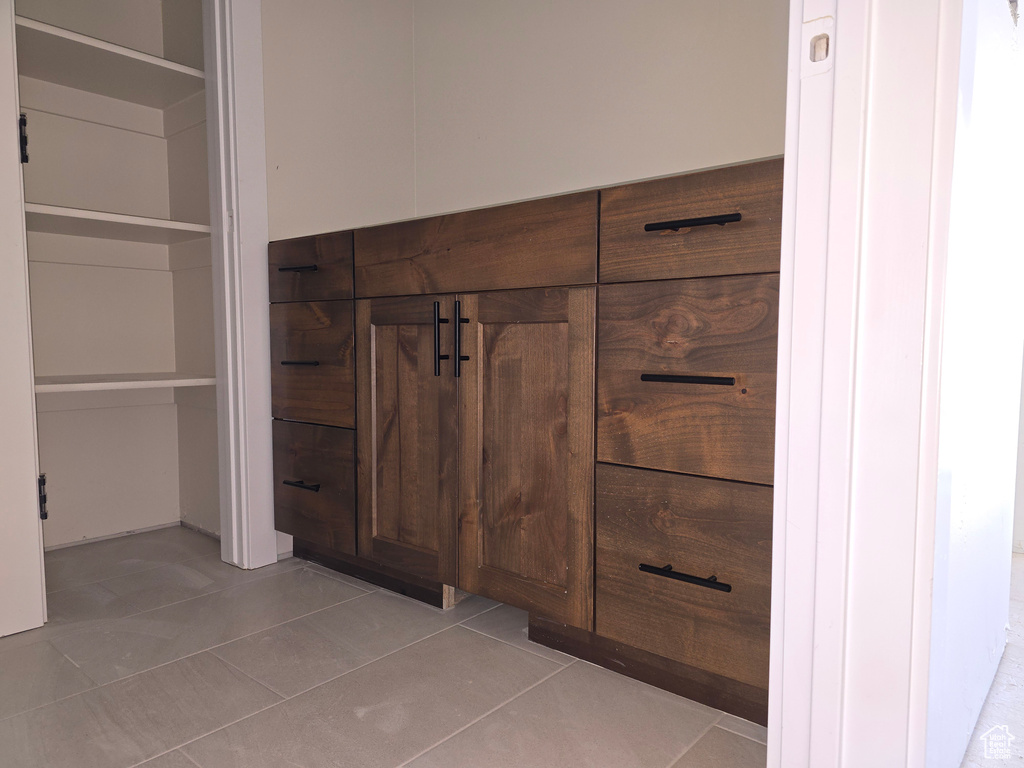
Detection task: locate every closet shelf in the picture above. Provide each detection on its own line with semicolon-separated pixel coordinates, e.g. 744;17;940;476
25;204;211;245
14;16;205;109
35;373;217;394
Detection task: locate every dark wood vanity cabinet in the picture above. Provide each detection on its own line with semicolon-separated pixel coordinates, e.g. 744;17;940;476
272;419;356;555
353;192;598;297
599;158;783;283
596;274;779;485
354;295;459;585
268;230;354;303
595;462;773;692
355;287;596;629
270;301;355;429
269;157;782;725
456;287;595;630
268;233;358;554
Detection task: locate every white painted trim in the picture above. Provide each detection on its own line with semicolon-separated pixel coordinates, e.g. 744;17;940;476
771;0;965;765
203;0;277;569
0;0;46;636
908;2;964;764
770;0;841;762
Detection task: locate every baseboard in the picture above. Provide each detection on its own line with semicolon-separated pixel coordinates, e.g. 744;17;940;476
180;519;221;540
293;538;452;608
43;520;183;551
528;614;769;726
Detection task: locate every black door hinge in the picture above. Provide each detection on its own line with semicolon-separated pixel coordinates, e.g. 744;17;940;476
19;113;28;164
38;473;47;520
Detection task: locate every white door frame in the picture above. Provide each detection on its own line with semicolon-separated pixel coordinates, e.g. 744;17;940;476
770;0;964;765
204;0;278;570
0;0;46;637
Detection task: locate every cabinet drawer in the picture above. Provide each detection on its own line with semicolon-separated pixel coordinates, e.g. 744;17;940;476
595;463;772;689
597;275;778;485
600;159;783;283
270;301;355;428
273;420;356;555
354;192;597;297
269;231;354;303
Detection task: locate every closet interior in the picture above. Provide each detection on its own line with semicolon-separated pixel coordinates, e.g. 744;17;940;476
15;0;220;548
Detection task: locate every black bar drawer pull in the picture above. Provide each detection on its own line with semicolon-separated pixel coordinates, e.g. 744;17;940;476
639;563;732;593
454;300;470;378
644;212;742;232
641;373;735;386
282;479;321;493
280;360;320;366
433;301;450;377
278;264;319;273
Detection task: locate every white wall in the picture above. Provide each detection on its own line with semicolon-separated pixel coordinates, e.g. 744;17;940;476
926;2;1024;765
36;390;182;547
14;0;164;55
413;0;788;216
261;0;416;240
261;0;789;238
1014;368;1024;553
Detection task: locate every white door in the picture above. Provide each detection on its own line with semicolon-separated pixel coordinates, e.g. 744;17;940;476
0;0;46;637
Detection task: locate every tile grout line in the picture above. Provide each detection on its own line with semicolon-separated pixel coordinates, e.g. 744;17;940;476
44;536;224;593
714;719;769;746
43;562;341;651
458;622;573;666
0;580;374;725
143;623;515;765
395;660;578;768
1;591;498;727
15;588;496;729
202;651;288;701
45;544;225;596
206;603;503;703
662;714;725;768
111;558;310;617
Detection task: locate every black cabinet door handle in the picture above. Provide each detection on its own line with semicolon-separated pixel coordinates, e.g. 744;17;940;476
454;300;470;378
639;563;731;593
280;360;320;366
641;373;735;386
278;264;319;273
282;479;321;493
644;212;742;232
433;301;450;377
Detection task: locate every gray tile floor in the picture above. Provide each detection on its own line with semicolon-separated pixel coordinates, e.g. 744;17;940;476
961;554;1024;767
0;525;768;767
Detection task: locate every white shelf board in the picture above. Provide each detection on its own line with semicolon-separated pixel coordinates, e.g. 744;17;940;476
35;372;217;394
25;204;211;244
15;16;205;109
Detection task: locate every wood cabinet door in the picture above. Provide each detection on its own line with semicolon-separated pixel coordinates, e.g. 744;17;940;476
356;295;458;584
457;287;595;629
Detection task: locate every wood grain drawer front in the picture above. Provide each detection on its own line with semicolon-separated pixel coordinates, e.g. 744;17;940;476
597;275;779;485
595;463;772;690
600;158;783;283
273;420;356;556
270;301;355;428
269;231;354;303
353;192;598;297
